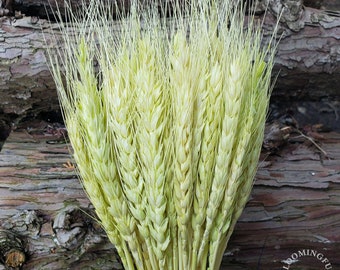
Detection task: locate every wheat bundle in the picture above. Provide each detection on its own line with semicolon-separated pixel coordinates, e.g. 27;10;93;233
47;0;278;269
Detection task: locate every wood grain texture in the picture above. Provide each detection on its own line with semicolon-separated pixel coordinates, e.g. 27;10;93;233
0;131;122;270
0;4;340;122
223;132;340;269
0;129;339;269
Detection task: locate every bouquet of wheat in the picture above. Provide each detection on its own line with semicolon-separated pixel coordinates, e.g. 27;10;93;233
47;0;278;269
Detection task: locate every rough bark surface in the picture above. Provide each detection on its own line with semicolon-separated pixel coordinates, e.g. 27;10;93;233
0;127;339;269
0;2;340;122
0;130;122;270
223;131;340;269
0;1;340;269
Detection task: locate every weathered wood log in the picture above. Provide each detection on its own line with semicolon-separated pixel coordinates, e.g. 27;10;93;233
3;0;128;18
0;229;26;269
304;0;340;11
7;0;340;19
0;127;339;269
4;0;180;19
0;130;122;269
0;2;340;123
223;131;340;269
1;1;339;269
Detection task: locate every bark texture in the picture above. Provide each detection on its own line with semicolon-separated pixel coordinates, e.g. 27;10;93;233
0;1;340;269
0;130;122;270
0;1;340;123
0;127;339;269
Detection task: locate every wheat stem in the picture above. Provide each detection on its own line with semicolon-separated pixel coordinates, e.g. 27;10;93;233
47;1;278;269
170;31;196;269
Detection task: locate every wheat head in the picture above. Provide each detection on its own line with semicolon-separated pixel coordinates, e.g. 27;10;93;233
47;0;278;269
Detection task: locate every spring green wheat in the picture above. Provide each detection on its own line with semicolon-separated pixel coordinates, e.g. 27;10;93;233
47;1;278;269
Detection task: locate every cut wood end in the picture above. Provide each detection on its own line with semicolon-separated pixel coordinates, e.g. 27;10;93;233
0;229;26;269
5;249;26;268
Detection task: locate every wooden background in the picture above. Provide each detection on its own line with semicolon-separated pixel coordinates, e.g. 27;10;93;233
0;0;340;269
0;0;340;122
1;125;339;269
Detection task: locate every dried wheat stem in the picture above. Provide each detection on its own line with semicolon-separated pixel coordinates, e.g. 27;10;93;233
47;1;279;269
197;56;245;264
134;35;172;269
210;52;273;268
191;43;225;269
170;31;195;269
100;51;147;268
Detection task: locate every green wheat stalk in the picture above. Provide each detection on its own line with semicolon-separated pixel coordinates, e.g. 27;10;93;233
47;0;278;269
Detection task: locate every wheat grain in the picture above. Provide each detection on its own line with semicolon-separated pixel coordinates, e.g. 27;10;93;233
47;1;278;269
134;33;171;269
77;40;143;269
197;57;244;265
170;30;196;269
212;55;273;266
100;45;148;268
208;37;274;269
191;38;225;269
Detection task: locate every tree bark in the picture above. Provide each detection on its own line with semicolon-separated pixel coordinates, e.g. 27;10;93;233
0;2;340;122
0;130;122;270
1;1;340;269
5;0;179;19
0;127;339;269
